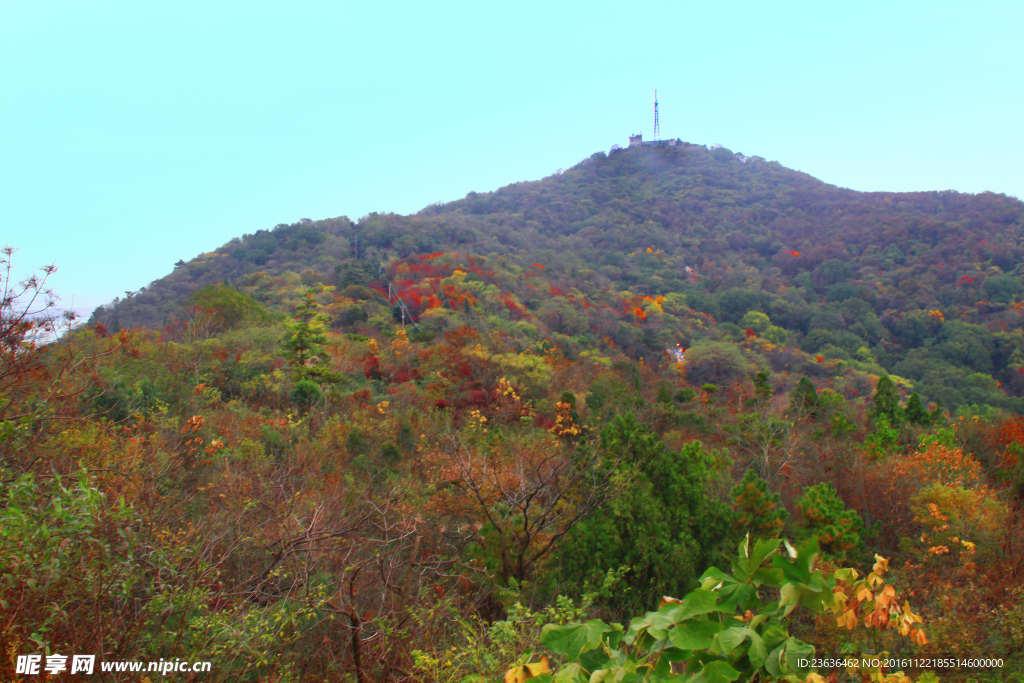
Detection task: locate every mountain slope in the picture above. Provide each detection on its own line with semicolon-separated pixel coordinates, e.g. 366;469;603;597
91;142;1024;411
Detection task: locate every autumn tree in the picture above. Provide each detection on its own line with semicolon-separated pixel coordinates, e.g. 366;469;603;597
426;412;623;586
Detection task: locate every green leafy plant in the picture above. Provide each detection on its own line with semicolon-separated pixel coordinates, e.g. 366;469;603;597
511;537;931;683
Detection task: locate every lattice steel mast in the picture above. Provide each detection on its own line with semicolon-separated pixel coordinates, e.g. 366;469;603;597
653;89;660;141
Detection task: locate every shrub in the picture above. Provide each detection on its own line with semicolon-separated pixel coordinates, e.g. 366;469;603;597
291;378;323;406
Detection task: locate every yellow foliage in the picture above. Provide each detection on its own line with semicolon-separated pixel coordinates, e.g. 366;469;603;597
504;656;549;683
392;328;409;357
550;402;582;438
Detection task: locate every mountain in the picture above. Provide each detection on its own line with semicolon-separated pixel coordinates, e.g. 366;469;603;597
91;141;1024;411
14;142;1024;679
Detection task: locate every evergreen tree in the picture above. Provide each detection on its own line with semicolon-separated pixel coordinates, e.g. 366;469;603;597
555;414;733;613
904;392;930;425
282;288;329;378
796;482;863;559
753;368;773;402
730;469;788;540
869;375;903;425
789;376;819;418
656;382;673;405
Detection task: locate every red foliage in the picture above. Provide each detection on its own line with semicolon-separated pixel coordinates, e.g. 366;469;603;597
532;415;554;430
364;354;382;379
444;327;479;347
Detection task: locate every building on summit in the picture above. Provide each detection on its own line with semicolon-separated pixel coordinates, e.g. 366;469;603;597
628;134;683;148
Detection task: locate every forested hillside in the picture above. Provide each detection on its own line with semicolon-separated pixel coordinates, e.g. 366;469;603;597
4;145;1024;681
96;143;1024;413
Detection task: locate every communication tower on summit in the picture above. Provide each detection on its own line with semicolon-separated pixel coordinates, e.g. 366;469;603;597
624;92;681;149
653;89;660;141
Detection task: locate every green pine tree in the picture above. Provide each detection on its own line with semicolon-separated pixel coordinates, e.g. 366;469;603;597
730;469;788;540
869;375;903;426
753;368;773;402
282;288;329;378
789;377;819;418
904;392;930;425
555;414;733;613
796;482;863;559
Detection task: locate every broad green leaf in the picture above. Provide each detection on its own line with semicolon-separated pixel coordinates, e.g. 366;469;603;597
663;589;719;622
778;584;801;618
542;621;612;659
552;663;589;683
699;566;730;590
746;631;768;669
763;642;785;678
686;660;741;683
669;619;723;650
715;583;756;613
714;626;748;655
783;637;814;676
577;649;612;672
750;566;784;587
747;613;769;629
772;538;819;584
745;538;781;577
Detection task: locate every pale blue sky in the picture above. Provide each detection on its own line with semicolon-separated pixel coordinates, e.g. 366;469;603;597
2;1;1022;316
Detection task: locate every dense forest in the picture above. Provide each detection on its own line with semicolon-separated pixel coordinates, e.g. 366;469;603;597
4;145;1024;681
95;143;1024;414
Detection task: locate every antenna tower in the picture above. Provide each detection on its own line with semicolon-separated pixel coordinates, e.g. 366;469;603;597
653;89;660;141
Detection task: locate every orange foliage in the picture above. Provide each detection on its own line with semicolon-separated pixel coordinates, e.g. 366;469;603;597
892;442;983;488
550;401;582;439
830;556;927;646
